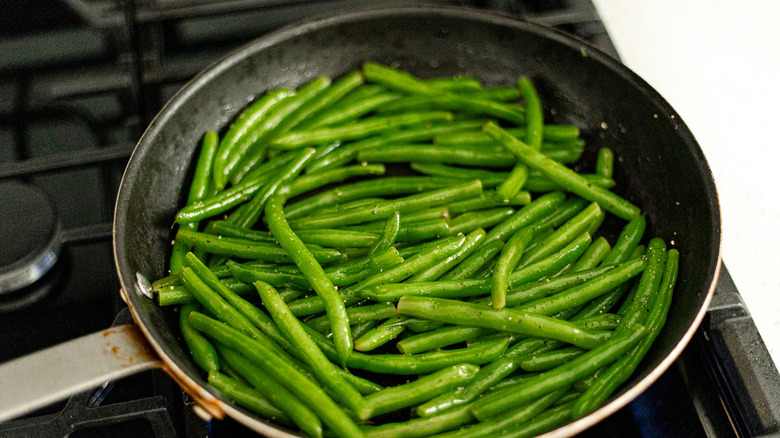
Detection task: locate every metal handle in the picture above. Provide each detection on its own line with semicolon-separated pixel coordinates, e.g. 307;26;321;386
0;324;161;422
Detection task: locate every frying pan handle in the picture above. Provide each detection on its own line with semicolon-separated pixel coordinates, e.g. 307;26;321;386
0;323;162;422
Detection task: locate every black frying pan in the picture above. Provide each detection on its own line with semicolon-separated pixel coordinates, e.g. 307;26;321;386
1;6;721;437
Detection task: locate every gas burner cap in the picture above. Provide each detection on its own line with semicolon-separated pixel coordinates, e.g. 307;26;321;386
0;181;62;294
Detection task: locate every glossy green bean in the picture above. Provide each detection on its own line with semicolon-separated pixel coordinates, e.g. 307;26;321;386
397;326;490;355
447;192;532;214
378;94;525;125
516;257;646;316
369;211;400;256
174;230;341;264
279;163;386;198
570;236;611;272
571;249;678;417
265;195;352;366
596;147;614;178
207;371;293;427
300;92;401;131
213;89;293;190
429;389;567;438
226;77;331;185
359;144;516;168
519;202;602;266
230;147;317;229
272;112;453;149
363;62;442;95
484;122;640;220
255;281;365;414
469;326;646;420
483;191;565;245
217;345;322;437
409;228;486;282
614;238;667;337
288;180;481;229
358;364;479;420
170;131;219;273
306;120;485;173
441;239;503;281
174;173;270;224
284;176;459;219
306;303;397;333
433;125;580;145
180;303;219;373
346;218;450;243
361;404;473;438
426;76;483;92
520;347;585;372
189;312;363;438
279;70;365;135
397;296;607;349
448;207;516;236
492;227;534;309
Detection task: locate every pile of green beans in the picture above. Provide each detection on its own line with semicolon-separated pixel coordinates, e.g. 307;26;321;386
152;62;680;438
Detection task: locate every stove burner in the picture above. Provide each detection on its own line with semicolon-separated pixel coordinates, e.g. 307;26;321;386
0;181;62;295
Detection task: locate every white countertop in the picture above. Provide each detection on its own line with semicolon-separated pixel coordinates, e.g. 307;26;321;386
593;0;780;365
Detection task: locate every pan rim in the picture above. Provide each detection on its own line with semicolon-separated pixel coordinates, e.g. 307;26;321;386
113;5;722;436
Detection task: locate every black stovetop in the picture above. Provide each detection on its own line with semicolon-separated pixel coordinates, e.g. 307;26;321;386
1;1;778;437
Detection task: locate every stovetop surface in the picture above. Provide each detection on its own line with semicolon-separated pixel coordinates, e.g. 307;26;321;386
1;1;779;437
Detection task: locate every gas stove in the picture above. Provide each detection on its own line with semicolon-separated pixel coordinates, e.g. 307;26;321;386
1;1;778;437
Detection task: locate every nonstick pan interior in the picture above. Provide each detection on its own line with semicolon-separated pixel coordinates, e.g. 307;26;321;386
114;6;720;435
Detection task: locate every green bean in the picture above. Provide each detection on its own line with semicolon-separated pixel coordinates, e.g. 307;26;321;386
301;92;401;131
397;296;607;349
272;112;453;149
397;326;490;355
572;249;678;417
170;131;219;273
520;202;602;266
616;280;641;318
378;95;525;125
236;146;297;186
492;227;534;309
279;163;386;198
483;191;565;245
531;196;588;231
207;371;293;427
369;211;400;256
409;228;486;282
410;162;505;186
306;303;397;333
495;163;529;202
361;404;474;438
614;238;667;336
346;218;450;243
358;364;479;420
484;122;640;220
350;320;380;340
433;125;580;145
265;195;353;366
489;402;575;438
174;173;271;224
515;257;646;316
448;207;516;236
280;70;365;134
359;144;516;168
520;347;586;372
363;62;442;95
429;388;567;438
213;89;293;190
426;76;483;92
254;281;366;414
189;312;363;438
307;120;485;174
467;86;521;101
441;239;503;281
284;176;459;219
596;147;614;178
288;180;481;229
570;236;611;272
180;303;219;373
174;230;341;264
210;221;275;243
230;147;318;229
523;172;614;192
353;315;410;352
225;77;331;185
364;232;590;302
305;324;510;374
295;229;380;248
446;192;531;214
469;325;646;420
217;345;322;437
